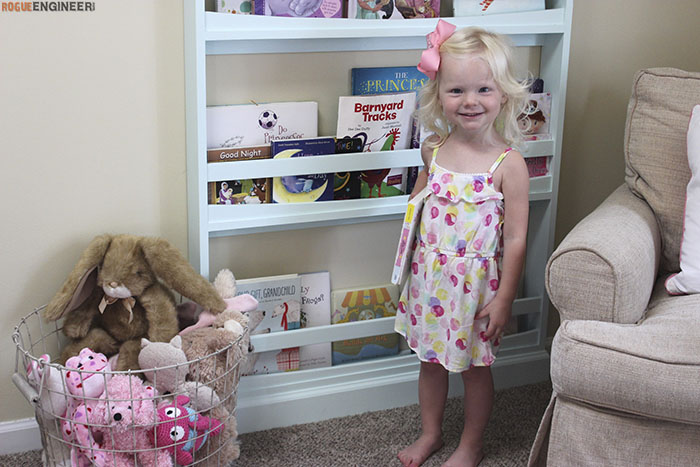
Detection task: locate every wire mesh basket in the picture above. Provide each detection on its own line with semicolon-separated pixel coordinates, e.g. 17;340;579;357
13;306;247;467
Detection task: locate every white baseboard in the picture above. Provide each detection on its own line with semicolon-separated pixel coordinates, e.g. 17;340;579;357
0;417;41;455
236;349;550;434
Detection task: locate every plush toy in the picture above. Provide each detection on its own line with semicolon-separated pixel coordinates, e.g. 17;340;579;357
93;374;172;467
151;395;223;466
61;348;114;467
43;234;227;371
138;336;220;412
26;354;67;419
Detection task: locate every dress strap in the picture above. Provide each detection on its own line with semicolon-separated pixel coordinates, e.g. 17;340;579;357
487;148;513;174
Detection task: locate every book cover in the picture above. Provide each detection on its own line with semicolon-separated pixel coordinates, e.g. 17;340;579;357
391;186;430;286
519;92;551;141
299;271;332;370
331;284;400;365
334;136;364;200
351;66;428;96
271;137;336;203
525;156;549;178
348;0;440;19
255;0;342;17
235;274;302;375
336;92;416;198
454;0;544;17
208;179;271;205
207;101;318;149
207;145;272;205
215;0;253;14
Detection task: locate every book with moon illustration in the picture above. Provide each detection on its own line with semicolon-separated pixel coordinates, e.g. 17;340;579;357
271;137;336;203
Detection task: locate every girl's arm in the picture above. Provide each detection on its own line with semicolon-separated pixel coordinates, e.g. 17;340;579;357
475;151;529;340
408;137;437;199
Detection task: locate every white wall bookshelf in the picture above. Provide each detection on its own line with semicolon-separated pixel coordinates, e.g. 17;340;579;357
184;0;572;434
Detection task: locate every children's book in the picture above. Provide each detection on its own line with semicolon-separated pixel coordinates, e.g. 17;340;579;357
215;0;253;14
336;92;416;198
391;186;430;286
255;0;342;17
299;272;332;370
453;0;544;17
235;274;302;375
351;67;428;187
207;145;272;205
207;101;318;149
348;0;440;19
334;136;364;200
525;156;550;178
331;284;400;365
351;66;428;96
271;137;336;203
519;93;552;141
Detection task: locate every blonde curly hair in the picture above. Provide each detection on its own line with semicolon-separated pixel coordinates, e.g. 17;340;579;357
416;26;531;149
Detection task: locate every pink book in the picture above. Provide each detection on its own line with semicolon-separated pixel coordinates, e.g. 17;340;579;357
391;186;430;285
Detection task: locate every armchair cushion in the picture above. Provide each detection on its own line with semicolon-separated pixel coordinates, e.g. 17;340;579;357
546;185;660;323
624;68;700;273
551;280;700;424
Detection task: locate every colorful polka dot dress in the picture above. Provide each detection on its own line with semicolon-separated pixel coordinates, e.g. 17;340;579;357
395;147;510;372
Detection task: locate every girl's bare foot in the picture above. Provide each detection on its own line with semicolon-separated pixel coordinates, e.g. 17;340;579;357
442;442;483;467
398;433;444;467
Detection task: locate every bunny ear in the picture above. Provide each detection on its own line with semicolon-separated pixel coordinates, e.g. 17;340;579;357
44;234;113;321
139;237;226;314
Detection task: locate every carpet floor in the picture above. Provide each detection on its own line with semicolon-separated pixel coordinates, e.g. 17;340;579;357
1;380;551;466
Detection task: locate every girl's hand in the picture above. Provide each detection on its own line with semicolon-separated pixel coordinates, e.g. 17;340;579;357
474;297;512;341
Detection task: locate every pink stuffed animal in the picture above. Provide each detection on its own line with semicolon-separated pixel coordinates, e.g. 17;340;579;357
93;374;172;467
62;348;113;467
150;395;223;466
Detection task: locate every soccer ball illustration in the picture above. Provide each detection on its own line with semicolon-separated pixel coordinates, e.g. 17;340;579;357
258;110;278;130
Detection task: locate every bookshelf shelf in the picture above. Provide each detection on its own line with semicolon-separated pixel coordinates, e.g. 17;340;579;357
184;0;572;434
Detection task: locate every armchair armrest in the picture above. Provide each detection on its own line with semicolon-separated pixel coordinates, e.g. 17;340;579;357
546;184;661;323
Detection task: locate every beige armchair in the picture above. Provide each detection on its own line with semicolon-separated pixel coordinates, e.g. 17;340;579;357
529;68;700;466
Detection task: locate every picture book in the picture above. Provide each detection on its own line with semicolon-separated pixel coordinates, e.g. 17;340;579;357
351;67;428;185
331;284;400;365
235;274;302;375
336;92;416;198
347;0;440;19
391;186;430;286
453;0;544;17
255;0;342;17
208;178;271;205
207;145;272;205
271;137;336;203
215;0;253;14
525;156;550;178
207;101;318;149
519;92;552;141
351;66;428;96
299;271;332;370
334;136;364;200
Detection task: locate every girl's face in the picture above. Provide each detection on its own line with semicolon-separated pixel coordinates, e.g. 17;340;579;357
438;53;506;139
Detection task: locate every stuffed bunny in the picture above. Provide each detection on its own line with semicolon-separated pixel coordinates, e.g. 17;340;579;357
44;234;226;371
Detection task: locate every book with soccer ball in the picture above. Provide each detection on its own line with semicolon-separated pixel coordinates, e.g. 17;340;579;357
391;186;430;286
206;101;318;149
336;92;416;198
271;137;337;203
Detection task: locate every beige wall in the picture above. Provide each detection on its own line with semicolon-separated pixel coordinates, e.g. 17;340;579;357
2;0;700;427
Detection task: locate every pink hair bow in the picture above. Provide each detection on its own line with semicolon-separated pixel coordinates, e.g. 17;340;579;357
417;19;457;80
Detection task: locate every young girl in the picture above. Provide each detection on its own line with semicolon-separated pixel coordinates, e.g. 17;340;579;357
395;21;530;467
